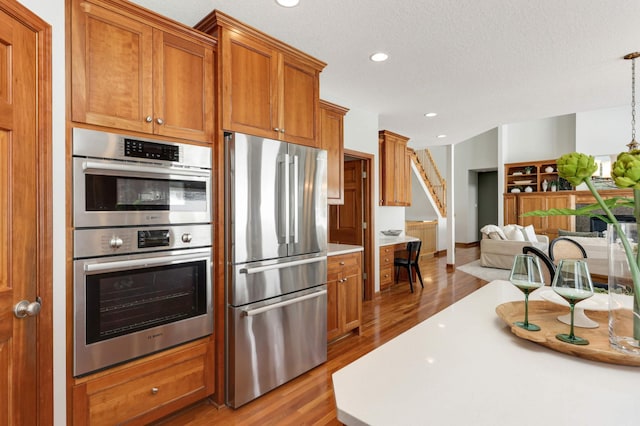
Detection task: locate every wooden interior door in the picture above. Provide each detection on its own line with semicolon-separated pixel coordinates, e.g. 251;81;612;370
329;160;363;245
0;2;52;424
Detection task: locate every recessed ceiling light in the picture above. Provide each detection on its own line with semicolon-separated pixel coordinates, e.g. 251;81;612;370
369;52;388;62
276;0;299;7
424;112;438;118
437;134;447;139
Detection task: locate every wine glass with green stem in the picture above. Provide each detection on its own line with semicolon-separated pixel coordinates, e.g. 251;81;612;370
551;259;595;345
509;254;545;331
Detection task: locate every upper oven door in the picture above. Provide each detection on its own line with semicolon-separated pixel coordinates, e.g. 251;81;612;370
73;157;211;227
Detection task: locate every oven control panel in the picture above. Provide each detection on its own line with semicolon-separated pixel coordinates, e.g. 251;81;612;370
124;138;180;162
73;224;212;258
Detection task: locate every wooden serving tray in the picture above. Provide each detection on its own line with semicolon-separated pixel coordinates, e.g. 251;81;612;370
496;300;640;367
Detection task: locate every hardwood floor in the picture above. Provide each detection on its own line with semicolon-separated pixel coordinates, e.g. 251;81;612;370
155;246;485;425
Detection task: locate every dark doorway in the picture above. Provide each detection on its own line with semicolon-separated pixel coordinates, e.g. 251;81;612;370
477;171;498;241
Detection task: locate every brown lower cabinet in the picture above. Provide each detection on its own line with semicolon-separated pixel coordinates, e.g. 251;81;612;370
71;338;213;425
327;251;362;342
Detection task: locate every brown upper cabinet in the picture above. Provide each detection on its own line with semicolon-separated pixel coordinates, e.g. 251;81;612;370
320;100;349;204
196;10;326;148
71;0;215;143
379;130;411;206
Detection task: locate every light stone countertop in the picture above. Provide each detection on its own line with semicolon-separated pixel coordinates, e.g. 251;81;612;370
378;235;419;246
332;280;640;425
327;243;364;257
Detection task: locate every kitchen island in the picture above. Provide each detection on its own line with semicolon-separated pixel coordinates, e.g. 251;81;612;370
332;280;640;425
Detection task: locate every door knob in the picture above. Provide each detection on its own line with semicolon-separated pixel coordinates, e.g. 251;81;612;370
156;118;164;125
14;297;42;318
145;115;153;123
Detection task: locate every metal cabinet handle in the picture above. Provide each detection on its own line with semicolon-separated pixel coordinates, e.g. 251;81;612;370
145;115;153;123
156;118;164;125
151;387;159;395
14;297;42;318
339;261;345;265
274;127;280;132
280;128;285;133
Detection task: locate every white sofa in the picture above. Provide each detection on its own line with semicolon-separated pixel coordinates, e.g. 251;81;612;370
479;224;549;270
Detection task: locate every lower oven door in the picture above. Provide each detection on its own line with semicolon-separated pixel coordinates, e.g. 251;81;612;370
73;247;212;376
226;286;327;408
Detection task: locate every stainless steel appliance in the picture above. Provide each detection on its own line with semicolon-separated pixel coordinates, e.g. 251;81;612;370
71;128;214;377
73;224;213;376
225;132;328;408
73;128;211;228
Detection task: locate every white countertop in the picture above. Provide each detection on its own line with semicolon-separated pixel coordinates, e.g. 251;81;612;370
332;280;640;426
327;243;364;256
378;235;419;246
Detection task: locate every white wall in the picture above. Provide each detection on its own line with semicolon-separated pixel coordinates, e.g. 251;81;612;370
453;128;499;243
17;0;66;424
502;114;576;163
576;105;630;155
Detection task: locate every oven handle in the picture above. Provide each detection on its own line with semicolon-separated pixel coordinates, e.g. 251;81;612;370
82;160;210;178
242;289;326;317
84;253;208;272
240;256;325;275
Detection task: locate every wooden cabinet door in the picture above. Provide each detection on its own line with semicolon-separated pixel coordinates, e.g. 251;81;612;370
320;100;348;204
71;1;154;133
518;195;545;230
341;272;362;333
545;194;575;239
220;30;279;139
280;54;319;146
379;137;395;205
504;194;518;225
153;31;214;142
326;276;340;342
393;140;406;205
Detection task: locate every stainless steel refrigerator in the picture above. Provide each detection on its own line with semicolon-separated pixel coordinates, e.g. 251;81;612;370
225;132;328;408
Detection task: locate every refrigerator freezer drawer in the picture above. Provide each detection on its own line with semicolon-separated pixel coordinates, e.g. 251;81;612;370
232;254;327;306
226;286;327;408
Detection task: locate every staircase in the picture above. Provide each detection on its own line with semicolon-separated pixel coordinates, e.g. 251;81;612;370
411;149;446;217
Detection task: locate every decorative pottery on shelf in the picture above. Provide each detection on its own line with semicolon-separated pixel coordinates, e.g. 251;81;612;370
545;166;554;173
524;186;533;193
542;179;548;192
511;187;521;193
608;222;640;355
550;181;557;192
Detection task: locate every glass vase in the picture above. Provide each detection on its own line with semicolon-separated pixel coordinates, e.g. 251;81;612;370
608;222;640;355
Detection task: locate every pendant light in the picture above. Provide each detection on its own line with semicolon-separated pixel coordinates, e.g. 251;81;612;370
624;52;640;151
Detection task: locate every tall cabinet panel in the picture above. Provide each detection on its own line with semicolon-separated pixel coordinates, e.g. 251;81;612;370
320;100;349;204
379;130;411;206
71;0;215;142
197;10;326;147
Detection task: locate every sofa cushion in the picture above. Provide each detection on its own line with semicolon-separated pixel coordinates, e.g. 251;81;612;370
522;224;537;242
480;224;506;240
558;229;600;238
503;224;525;241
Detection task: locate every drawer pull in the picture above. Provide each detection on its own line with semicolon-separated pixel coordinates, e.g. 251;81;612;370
339;261;345;265
151;387;159;395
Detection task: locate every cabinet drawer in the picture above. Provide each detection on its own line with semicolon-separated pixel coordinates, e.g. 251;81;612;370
380;266;394;286
379;248;394;267
76;342;210;425
328;252;361;276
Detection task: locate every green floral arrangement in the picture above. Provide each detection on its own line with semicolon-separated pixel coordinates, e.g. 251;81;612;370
523;151;640;339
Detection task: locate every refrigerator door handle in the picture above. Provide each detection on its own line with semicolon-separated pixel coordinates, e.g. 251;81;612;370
291;155;299;244
277;153;290;244
239;256;326;274
242;289;326;316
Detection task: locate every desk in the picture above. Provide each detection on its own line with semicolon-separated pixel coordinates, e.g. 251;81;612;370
332;280;640;425
379;236;419;290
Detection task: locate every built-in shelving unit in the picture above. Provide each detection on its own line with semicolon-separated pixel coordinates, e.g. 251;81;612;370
505;159;572;194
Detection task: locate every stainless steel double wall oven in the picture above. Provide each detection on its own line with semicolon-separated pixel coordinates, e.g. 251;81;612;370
72;128;213;377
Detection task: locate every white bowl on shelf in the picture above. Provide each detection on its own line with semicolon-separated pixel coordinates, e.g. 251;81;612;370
545;166;554;173
511;188;521;193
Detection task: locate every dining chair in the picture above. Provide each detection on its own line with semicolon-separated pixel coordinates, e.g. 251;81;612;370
549;237;588;263
522;246;556;285
548;237;607;290
394;240;424;293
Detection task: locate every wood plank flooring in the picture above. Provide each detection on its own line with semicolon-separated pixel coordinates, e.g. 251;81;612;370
154;246;485;426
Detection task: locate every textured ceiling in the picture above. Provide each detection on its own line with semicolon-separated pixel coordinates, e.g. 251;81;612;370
131;0;640;148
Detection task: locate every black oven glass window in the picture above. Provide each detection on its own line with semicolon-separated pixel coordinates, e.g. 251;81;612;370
85;260;207;344
84;175;206;211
